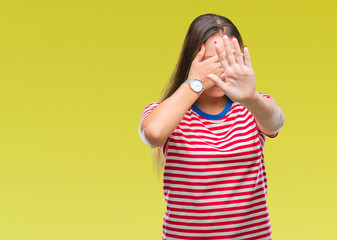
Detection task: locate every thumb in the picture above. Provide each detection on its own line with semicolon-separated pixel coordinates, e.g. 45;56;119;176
194;44;206;62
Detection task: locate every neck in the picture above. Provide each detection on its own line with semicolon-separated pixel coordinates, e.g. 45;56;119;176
194;95;228;115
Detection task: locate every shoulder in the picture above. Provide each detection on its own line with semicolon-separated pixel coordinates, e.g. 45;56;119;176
258;92;277;103
140;101;162;122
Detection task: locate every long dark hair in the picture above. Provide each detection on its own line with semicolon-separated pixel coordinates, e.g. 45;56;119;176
153;14;245;179
162;13;245;101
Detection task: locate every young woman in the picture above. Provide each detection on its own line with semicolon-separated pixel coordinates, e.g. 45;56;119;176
139;13;285;240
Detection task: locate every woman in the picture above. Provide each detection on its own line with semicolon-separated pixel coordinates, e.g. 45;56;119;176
138;13;285;240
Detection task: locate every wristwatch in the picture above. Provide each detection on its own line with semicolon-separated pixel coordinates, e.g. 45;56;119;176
184;78;204;95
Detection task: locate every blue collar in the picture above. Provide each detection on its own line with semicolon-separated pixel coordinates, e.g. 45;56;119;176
191;98;233;120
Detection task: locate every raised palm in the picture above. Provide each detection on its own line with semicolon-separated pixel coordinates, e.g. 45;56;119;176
206;34;257;106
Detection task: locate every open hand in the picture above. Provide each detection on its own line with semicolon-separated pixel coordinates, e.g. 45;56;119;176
205;34;258;106
188;44;224;90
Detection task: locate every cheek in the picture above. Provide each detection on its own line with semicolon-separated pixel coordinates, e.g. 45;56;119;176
209;85;224;92
203;86;226;97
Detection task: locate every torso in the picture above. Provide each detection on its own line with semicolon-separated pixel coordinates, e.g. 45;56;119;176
161;100;272;240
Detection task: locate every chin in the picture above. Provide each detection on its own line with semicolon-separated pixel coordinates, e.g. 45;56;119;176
202;86;226;98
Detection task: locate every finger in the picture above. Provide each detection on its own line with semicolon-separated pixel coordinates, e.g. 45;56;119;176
204;54;221;64
243;45;252;68
222;34;236;66
213;68;226;81
220;72;226;81
195;43;206;62
232;37;244;66
205;73;228;94
214;41;229;69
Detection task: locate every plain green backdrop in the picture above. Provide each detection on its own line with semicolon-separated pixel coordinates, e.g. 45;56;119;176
0;0;336;239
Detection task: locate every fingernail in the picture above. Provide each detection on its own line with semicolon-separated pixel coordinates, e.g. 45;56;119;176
205;74;209;77
214;41;217;44
244;45;247;48
232;36;236;39
223;32;227;36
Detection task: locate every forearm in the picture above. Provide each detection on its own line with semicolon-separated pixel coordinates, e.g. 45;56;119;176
139;82;199;147
243;91;285;136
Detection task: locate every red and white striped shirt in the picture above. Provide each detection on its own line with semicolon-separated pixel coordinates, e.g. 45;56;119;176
140;93;279;240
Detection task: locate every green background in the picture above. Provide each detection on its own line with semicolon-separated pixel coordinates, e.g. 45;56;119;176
0;0;336;239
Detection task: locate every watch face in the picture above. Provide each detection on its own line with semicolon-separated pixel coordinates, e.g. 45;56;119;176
191;79;203;92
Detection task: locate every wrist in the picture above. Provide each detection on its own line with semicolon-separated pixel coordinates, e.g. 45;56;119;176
185;78;204;95
241;91;260;109
187;75;215;91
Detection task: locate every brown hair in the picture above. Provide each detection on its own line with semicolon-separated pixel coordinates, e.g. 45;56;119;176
152;13;245;179
162;13;245;101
